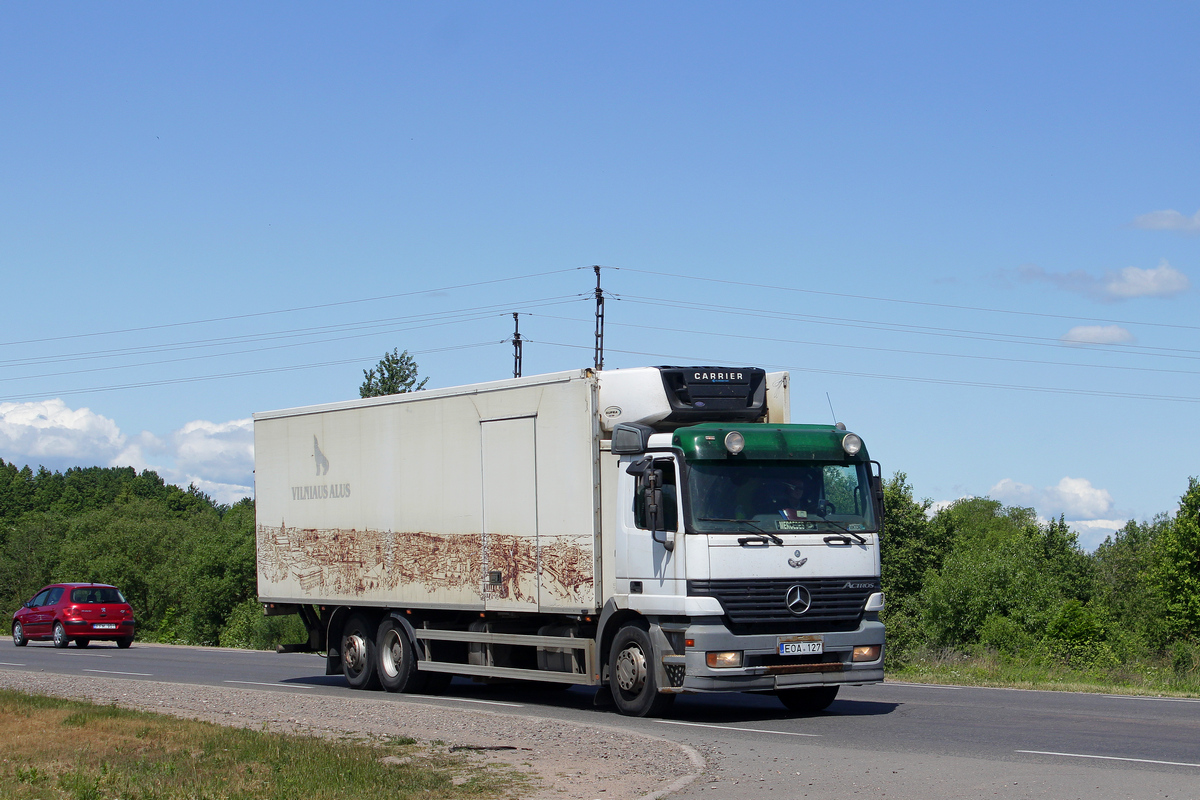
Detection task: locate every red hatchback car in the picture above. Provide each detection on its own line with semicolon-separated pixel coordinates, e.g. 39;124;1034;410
12;583;136;649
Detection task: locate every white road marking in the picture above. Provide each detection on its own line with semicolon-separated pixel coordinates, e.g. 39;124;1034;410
656;720;821;737
883;682;963;689
1017;750;1200;768
0;662;26;666
83;668;152;677
424;696;524;708
1100;694;1200;704
224;680;315;689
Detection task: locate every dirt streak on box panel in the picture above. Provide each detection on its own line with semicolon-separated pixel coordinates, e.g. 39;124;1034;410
257;524;594;608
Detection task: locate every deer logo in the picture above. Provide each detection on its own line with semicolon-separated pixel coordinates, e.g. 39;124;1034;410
313;436;330;476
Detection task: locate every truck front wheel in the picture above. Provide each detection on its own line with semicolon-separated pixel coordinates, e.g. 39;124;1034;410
776;685;839;713
341;614;380;690
376;619;428;693
608;625;675;717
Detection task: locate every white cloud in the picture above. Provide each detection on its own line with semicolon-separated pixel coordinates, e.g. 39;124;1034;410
1060;325;1135;345
926;496;975;518
1132;209;1200;234
1103;260;1191;299
0;399;126;467
171;418;253;487
1017;260;1190;301
0;400;253;504
989;476;1114;520
177;476;254;507
1068;519;1129;552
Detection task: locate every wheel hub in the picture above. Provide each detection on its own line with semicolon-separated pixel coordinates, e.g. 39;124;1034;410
380;630;402;678
615;643;647;693
343;634;367;672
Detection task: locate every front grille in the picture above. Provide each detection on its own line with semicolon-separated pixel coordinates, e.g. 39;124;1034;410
687;577;879;634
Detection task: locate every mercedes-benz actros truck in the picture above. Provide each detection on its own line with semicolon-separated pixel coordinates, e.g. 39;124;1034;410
254;366;885;716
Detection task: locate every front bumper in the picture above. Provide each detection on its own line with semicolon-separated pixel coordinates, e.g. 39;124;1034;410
663;617;885;692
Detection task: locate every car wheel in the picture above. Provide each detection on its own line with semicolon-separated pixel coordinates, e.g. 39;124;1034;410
608;624;675;717
75;638;90;648
52;622;69;649
375;619;428;693
340;614;380;690
12;622;28;647
776;685;839;714
116;637;133;649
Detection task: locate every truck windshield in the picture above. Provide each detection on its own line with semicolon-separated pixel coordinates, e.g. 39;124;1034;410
686;460;877;534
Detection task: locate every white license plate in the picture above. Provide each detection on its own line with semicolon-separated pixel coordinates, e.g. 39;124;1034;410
778;636;823;656
92;623;117;630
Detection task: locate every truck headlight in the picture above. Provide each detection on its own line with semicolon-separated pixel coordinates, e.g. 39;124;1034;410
841;433;862;456
706;651;743;668
724;431;745;455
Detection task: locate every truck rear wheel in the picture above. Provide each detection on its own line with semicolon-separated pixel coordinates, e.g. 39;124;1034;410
776;685;839;713
341;614;380;690
609;625;675;718
376;619;427;693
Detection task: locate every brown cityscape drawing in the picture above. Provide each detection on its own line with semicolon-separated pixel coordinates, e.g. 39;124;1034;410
257;523;594;607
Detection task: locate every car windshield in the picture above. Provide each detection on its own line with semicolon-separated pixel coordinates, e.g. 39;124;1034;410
70;587;126;604
686;460;877;533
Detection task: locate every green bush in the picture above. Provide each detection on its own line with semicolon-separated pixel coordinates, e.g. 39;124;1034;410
979;614;1035;656
1046;600;1105;645
219;598;310;651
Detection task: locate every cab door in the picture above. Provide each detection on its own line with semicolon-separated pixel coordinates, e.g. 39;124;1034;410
615;455;685;595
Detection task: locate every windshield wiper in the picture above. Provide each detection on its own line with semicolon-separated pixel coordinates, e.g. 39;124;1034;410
698;518;784;545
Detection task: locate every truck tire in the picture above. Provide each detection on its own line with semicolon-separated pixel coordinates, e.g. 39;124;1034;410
53;622;69;649
776;685;839;713
376;619;427;693
341;614;381;690
608;624;675;718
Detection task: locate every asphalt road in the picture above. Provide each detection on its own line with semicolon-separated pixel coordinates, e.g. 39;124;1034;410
4;639;1199;799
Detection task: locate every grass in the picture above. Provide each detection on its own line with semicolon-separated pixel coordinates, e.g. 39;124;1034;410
888;645;1200;698
0;690;533;800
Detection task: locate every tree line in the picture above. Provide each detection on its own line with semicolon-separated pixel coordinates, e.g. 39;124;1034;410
881;473;1200;681
0;459;295;648
2;456;1198;677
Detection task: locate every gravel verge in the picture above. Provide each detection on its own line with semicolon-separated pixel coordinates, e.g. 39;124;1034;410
0;669;703;800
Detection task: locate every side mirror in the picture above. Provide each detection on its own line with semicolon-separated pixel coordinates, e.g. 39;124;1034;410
641;468;675;552
869;460;885;534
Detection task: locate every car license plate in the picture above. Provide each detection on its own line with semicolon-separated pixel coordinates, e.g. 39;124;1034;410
777;635;823;656
93;623;117;630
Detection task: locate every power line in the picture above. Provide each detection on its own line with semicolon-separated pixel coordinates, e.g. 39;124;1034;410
0;341;505;403
526;312;1200;379
0;267;588;349
613;295;1200;361
610;266;1200;333
530;340;1200;404
0;295;590;370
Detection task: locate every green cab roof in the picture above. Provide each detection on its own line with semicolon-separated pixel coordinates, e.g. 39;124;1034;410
671;422;870;462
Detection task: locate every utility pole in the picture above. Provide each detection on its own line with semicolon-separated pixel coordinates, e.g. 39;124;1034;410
511;312;523;378
593;265;605;371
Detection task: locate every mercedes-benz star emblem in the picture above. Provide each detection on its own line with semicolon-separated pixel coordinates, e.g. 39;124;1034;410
785;584;812;615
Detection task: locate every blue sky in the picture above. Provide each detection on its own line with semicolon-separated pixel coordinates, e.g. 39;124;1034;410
1;3;1196;547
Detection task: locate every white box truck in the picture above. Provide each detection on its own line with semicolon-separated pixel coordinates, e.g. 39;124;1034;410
255;366;885;716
